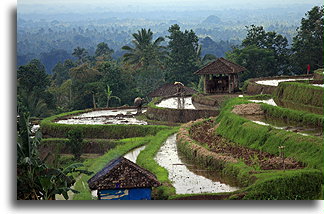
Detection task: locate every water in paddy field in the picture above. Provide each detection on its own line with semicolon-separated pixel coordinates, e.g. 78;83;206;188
243;115;323;137
255;78;312;86
123;146;146;163
156;97;217;110
55;108;148;125
155;134;239;194
248;99;277;106
312;84;324;87
156;97;196;109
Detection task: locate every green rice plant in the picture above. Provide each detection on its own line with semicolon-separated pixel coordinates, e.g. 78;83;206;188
274;82;323;107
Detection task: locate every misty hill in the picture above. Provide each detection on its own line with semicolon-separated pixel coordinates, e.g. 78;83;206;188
202;15;221;24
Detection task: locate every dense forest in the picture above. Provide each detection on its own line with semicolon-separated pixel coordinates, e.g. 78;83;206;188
17;4;313;73
17;6;323;118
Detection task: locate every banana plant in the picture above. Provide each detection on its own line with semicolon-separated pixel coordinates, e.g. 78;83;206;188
106;85;121;107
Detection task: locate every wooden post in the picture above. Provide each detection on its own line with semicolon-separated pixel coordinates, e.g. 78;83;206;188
228;75;231;93
203;75;207;94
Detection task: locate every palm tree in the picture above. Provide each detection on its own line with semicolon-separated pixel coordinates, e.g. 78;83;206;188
122;28;167;69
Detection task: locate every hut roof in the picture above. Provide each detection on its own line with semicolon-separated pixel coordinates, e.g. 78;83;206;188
194;57;246;75
148;83;197;98
87;157;161;190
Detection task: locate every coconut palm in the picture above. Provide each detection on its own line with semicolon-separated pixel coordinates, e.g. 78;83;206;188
122;28;167;69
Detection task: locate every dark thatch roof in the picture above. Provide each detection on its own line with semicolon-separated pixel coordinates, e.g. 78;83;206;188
148;83;197;98
194;57;246;75
87;157;161;190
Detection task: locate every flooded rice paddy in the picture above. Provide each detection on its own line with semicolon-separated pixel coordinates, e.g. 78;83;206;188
156;97;217;110
156;97;196;109
312;84;324;87
243;115;322;137
155;134;239;194
255;78;312;86
123;145;146;163
55;108;148;125
248;99;277;106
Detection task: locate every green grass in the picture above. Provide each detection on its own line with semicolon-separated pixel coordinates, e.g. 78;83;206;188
261;102;323;127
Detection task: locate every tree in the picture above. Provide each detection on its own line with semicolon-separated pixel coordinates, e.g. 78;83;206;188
17;59;50;93
241;25;290;75
226;45;276;81
95;42;114;60
72;47;88;63
17;59;54;116
69;63;102;110
122;28;166;69
40;49;71;74
166;24;200;85
48;79;72;112
292;6;323;73
52;59;76;86
69;63;101;82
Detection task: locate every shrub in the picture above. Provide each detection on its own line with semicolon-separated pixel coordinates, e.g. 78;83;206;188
67;128;84;160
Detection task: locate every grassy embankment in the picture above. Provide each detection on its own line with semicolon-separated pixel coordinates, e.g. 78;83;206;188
175;96;323;199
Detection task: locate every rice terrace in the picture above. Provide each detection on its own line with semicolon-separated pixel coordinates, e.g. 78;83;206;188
16;0;323;201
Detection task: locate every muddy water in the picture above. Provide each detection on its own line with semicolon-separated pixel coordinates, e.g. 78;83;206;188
243;115;323;137
55;109;148;125
155;134;239;194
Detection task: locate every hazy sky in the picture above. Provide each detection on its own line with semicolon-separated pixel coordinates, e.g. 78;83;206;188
18;0;323;14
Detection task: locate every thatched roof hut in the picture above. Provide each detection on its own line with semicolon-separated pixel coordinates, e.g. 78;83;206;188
88;157;160;190
194;57;246;94
148;83;196;98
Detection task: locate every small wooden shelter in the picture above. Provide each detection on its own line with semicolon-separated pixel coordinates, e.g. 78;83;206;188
194;57;246;94
87;157;160;200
